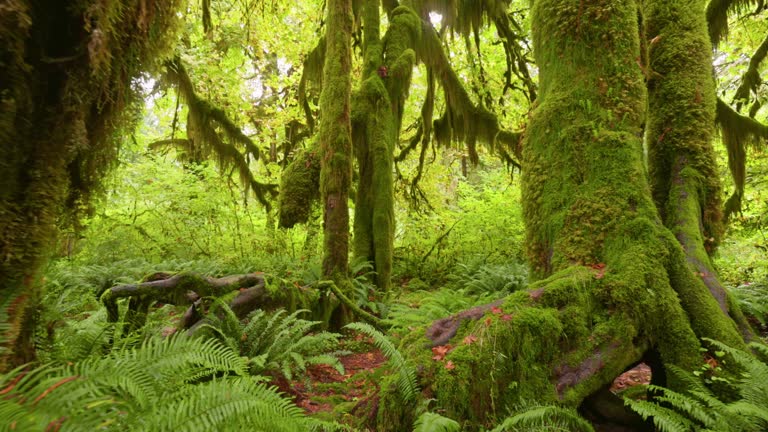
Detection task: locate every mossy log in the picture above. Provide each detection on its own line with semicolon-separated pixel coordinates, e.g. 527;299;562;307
373;1;754;430
100;272;294;330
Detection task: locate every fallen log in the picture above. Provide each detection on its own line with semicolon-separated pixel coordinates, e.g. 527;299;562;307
100;272;271;330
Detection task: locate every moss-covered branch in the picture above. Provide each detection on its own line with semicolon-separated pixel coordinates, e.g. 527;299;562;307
298;36;326;133
316;280;385;328
732;33;768;112
164;58;277;209
716;98;768;220
418;21;521;165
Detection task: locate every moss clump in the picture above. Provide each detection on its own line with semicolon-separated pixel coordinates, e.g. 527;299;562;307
278;144;321;228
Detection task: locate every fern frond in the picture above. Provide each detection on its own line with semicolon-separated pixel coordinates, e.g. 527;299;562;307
201;305;343;380
344;322;418;402
413;411;460;432
624;398;693;432
0;336;321;431
492;405;595;432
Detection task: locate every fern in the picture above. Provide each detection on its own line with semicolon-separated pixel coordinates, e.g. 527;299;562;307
451;262;528;296
491;404;595;432
623;398;694;432
624;340;768;432
198;302;346;380
385;288;482;332
0;335;333;431
729;282;768;326
350;259;388;316
412;412;460;432
344;322;418;403
0;293;15;358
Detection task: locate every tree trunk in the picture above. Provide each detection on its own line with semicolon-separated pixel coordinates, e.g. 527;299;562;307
376;1;749;430
352;4;420;295
318;0;354;324
644;0;755;339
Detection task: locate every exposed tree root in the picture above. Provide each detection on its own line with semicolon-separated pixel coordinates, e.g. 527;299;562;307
100;272;276;330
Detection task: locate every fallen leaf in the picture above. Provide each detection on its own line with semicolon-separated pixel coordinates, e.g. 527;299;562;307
484;317;492;327
445;360;455;370
502;314;513;321
491;306;503;315
432;344;452;361
463;335;478;345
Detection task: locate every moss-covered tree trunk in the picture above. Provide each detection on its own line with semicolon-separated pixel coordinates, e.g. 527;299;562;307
352;4;420;294
318;0;354;321
376;1;750;429
0;0;179;370
644;0;754;338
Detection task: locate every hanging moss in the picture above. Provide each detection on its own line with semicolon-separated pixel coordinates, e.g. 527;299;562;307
715;98;768;221
163;58;277;209
278;143;321;228
706;0;758;45
418;21;517;164
0;0;181;369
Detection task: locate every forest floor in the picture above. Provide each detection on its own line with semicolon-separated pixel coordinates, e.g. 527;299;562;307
274;333;387;426
273;331;654;430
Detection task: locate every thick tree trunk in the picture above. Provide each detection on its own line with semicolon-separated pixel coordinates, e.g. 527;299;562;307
376;1;748;430
0;0;179;370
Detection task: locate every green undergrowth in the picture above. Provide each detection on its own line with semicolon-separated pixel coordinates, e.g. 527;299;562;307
385;261;528;332
196;302;348;381
625;340;768;432
0;335;347;431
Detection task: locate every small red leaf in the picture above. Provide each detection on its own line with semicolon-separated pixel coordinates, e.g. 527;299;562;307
445;360;455;370
501;314;513;321
491;306;503;315
463;335;478;345
484;317;492;327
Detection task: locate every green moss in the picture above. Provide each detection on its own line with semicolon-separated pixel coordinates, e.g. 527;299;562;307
278;143;321;228
319;0;354;280
353;4;420;294
644;0;724;248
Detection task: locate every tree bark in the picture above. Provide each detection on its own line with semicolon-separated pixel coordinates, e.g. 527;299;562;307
0;0;180;370
644;0;755;340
